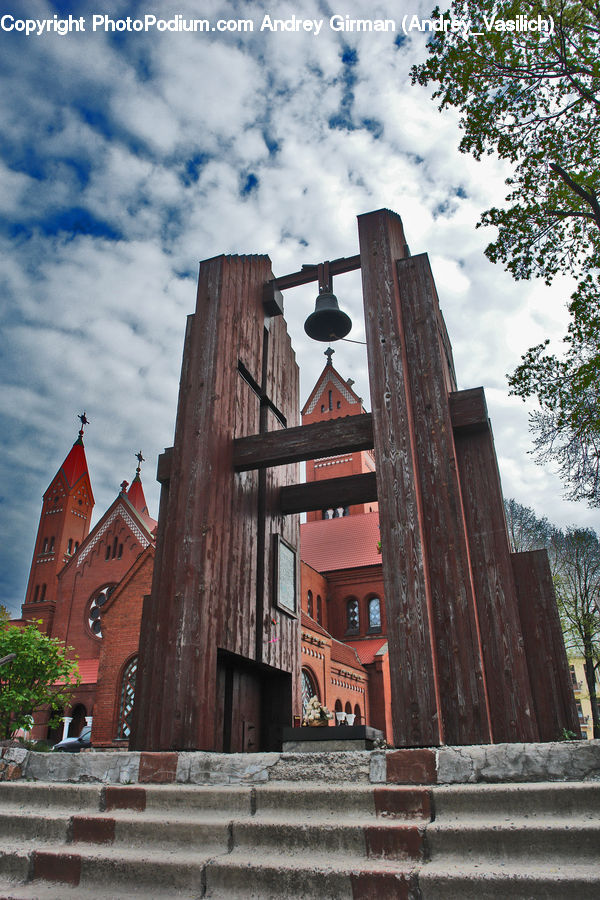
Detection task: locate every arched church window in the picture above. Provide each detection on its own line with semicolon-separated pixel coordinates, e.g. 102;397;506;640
316;594;322;624
346;598;359;633
40;583;46;602
301;668;319;719
368;597;382;632
33;585;39;603
87;584;115;639
105;544;111;560
116;656;137;739
307;590;313;618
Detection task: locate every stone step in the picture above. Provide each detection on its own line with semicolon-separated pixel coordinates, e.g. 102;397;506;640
0;842;209;897
426;818;600;861
432;781;600;819
2;778;599;898
253;783;431;819
418;861;600;900
0;807;428;861
0;782;101;811
0;882;180;900
203;853;420;899
0;780;431;820
232;819;427;860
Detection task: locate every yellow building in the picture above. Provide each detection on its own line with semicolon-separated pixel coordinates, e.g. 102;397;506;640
569;658;594;739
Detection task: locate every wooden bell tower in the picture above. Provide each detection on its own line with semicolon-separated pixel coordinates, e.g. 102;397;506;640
131;209;580;752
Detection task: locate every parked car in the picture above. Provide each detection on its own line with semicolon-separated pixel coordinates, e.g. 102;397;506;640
52;725;92;753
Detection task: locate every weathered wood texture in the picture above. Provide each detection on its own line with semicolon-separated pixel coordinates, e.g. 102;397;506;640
398;252;492;745
449;387;488;432
130;255;300;752
280;472;377;514
512;550;582;740
358;208;492;747
357;210;440;746
233;414;374;471
453;407;539;742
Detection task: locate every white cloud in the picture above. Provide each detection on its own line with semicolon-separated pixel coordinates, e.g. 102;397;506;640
0;1;597;617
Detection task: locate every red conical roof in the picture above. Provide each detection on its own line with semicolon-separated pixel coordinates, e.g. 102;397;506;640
127;473;149;517
60;434;89;488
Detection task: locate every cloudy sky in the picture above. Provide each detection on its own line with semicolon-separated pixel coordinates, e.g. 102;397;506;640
1;0;597;617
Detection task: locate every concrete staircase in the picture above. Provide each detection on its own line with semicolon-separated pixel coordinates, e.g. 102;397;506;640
0;779;598;898
420;782;600;899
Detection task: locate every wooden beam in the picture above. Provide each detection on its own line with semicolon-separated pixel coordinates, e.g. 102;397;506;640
449;387;488;432
512;550;582;741
280;472;377;514
156;447;173;485
233;414;374;471
271;255;361;291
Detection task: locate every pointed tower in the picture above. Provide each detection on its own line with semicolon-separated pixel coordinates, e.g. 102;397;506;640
301;348;377;522
22;414;94;633
127;451;149;517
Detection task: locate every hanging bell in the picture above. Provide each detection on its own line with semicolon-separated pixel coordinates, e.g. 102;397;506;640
304;291;352;342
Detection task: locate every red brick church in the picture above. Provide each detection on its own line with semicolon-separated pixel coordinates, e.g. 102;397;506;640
15;352;394;747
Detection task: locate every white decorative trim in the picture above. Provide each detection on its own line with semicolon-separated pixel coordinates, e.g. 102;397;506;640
77;505;149;566
314;457;352;467
305;372;358;415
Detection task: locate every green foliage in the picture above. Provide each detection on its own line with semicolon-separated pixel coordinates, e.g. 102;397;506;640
558;727;580;740
549;526;600;736
0;623;80;740
509;276;600;503
504;497;552;550
504;500;600;735
412;0;600;283
413;1;600;503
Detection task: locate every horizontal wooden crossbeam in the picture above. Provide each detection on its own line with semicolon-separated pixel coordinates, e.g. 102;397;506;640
449;387;489;432
158;388;489;485
280;472;377;515
271;255;361;291
233;414;374;472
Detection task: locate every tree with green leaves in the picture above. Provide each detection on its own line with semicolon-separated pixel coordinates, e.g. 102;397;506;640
0;623;80;741
412;0;600;503
508;277;600;504
548;527;600;737
504;496;552;551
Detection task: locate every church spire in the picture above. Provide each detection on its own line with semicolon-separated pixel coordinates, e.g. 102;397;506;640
22;413;94;630
126;451;149;517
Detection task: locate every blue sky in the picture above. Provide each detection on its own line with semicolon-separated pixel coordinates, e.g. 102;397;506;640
1;0;597;617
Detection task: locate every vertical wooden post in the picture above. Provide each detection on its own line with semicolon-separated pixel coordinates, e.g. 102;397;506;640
130;255;300;751
452;389;538;741
512;549;581;740
357;209;492;746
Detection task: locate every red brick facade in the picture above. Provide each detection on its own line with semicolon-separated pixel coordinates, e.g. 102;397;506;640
18;355;395;747
92;548;153;747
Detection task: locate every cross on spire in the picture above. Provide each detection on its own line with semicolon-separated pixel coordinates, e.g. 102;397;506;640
324;346;335;366
76;411;90;444
135;450;145;476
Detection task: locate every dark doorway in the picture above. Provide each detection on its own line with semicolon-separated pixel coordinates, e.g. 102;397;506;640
216;649;292;752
